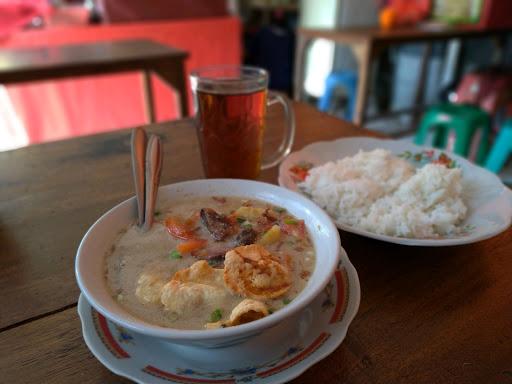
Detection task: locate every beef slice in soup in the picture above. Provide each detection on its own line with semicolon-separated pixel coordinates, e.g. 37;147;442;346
200;208;233;241
235;227;257;246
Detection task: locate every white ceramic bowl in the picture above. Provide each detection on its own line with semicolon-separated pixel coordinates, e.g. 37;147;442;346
75;179;341;348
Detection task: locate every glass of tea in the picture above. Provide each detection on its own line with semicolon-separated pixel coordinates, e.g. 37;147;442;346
190;66;295;179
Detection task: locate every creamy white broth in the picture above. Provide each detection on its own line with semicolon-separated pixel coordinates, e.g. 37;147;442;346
105;196;316;330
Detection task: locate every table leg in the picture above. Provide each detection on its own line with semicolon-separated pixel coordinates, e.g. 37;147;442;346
293;35;312;101
152;59;189;118
410;43;432;130
352;42;372;126
493;34;508;66
142;70;156;124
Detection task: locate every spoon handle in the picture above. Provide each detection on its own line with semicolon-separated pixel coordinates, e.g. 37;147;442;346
143;135;163;232
131;127;147;227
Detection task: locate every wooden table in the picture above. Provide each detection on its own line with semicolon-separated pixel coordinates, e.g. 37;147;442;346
0;39;189;122
294;25;512;126
1;102;511;383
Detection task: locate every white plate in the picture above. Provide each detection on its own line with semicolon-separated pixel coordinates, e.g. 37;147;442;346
78;248;361;384
279;137;512;246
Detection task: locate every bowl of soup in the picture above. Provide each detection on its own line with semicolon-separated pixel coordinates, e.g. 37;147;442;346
76;179;340;347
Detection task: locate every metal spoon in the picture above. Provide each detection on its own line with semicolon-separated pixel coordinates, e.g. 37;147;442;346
143;134;163;232
131;127;147;227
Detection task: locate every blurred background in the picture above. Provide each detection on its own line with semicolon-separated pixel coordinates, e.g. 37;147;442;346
1;0;511;180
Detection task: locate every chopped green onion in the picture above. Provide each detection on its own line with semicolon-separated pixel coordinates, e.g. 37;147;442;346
242;222;252;229
169;250;182;259
284;218;298;225
210;308;223;322
274;207;286;213
283;298;291;305
236;217;245;224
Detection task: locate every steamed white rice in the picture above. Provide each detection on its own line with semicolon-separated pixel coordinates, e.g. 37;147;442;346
299;149;467;238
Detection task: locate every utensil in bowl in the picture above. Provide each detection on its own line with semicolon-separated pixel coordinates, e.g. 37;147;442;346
130;128;147;227
143;134;163;232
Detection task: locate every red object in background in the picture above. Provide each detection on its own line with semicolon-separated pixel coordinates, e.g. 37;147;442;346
454;71;512;115
478;0;512;28
380;0;431;28
0;0;49;38
2;17;241;145
100;0;228;23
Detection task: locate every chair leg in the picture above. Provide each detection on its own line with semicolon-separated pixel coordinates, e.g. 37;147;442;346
432;124;448;149
346;79;358;122
475;115;492;165
142;70;156;124
415;114;434;146
452;120;473;158
318;80;335;112
485;124;512;173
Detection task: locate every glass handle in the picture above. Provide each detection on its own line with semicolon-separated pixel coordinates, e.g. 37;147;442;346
261;91;296;170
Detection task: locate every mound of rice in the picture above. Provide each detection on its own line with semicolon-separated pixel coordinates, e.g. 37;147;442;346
299;149;467;238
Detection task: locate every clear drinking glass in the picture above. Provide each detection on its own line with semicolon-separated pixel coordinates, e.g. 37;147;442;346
190;66;295;179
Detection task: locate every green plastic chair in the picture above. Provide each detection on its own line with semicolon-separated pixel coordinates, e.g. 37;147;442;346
414;104;491;165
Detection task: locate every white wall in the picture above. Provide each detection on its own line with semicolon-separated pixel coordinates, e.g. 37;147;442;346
333;0;378;71
299;0;338;97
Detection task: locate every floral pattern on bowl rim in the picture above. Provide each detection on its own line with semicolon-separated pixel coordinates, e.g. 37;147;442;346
397;149;459;168
78;250;360;384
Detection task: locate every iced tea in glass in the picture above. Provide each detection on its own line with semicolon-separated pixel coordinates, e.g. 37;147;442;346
190;66;294;179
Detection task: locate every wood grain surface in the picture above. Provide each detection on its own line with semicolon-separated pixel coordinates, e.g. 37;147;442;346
0;39;189;117
1;102;511;383
0;102;369;329
298;25;512;45
1;229;510;383
0;39;187;85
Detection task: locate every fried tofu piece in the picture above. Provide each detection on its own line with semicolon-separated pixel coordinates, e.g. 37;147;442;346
172;260;224;287
161;280;227;315
229;299;269;326
135;271;167;304
224;244;291;300
205;299;269;329
161;260;227;315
